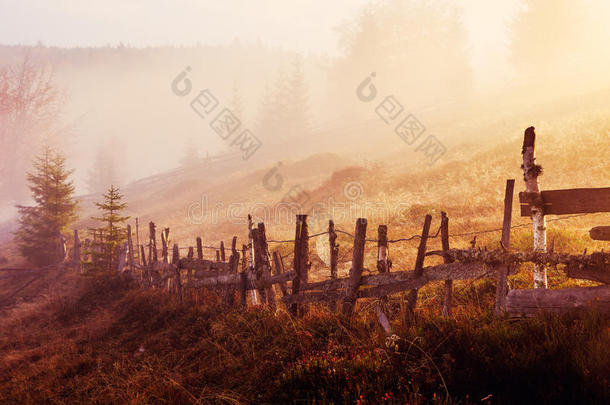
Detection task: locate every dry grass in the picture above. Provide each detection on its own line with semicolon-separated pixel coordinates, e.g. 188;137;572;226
0;271;608;404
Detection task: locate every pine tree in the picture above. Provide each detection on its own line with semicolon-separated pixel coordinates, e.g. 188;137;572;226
90;185;130;272
14;146;78;266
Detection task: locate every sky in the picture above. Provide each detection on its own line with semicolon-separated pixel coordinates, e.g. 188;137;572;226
0;0;521;85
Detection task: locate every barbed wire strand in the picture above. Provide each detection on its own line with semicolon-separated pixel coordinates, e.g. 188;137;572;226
180;213;601;252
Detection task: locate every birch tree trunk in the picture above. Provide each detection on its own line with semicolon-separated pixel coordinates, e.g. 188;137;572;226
522;127;547;288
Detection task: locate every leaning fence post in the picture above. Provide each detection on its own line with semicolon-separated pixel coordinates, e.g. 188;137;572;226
440;212;453;317
495;179;515;314
342;218;367;316
375;224;393;335
406;214;432;314
172;244;182;304
522;127;547;288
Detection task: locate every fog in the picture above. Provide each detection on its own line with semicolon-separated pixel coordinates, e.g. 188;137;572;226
2;0;610;220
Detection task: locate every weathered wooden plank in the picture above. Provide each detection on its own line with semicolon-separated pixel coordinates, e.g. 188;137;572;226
567;262;610;284
520;187;610;217
590;226;610;241
186;270;295;290
300;262;504;293
288;262;506;305
506;285;610;317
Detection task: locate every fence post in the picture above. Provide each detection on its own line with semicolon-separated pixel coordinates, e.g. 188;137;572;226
257;223;276;309
495;179;515;314
161;228;170;263
440;212;453;317
290;215;309;317
149;222;158;262
187;247;194;258
375;224;393;335
196;237;203;259
251;227;267;303
342;218;367;316
406;214;432;314
172;244;182;304
216;250;221;262
328;220;339;312
135;217;140;263
140;245;147;266
272;251;289;297
522;127;547;288
220;241;226;262
241;244;248;272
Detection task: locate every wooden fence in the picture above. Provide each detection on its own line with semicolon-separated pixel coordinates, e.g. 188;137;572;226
63;127;610;329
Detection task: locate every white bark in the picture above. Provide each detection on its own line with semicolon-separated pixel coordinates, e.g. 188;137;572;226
522;129;547;288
